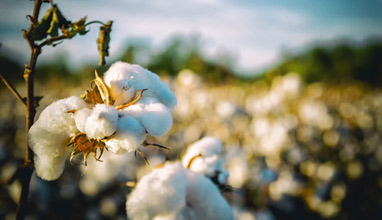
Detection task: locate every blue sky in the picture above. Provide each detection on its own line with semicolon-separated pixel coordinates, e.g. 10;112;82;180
1;0;382;75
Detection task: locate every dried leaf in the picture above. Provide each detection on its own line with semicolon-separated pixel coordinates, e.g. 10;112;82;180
97;21;113;66
31;8;53;41
54;5;70;29
47;5;70;38
65;17;88;38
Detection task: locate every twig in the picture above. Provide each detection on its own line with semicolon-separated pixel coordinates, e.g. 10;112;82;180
16;0;43;219
0;72;27;107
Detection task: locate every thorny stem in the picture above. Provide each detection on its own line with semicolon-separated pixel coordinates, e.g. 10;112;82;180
0;72;27;107
16;0;43;219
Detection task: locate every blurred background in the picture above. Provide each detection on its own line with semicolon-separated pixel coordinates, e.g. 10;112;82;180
1;0;382;219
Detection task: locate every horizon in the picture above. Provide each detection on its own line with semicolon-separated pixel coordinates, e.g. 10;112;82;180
1;0;382;75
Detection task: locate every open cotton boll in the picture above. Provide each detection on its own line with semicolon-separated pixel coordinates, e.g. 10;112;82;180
127;162;233;220
84;104;118;139
29;96;88;180
186;155;220;176
182;137;223;162
182;137;230;185
104;116;146;153
127;163;188;220
103;62;177;110
121;97;173;137
73;108;91;133
30;96;87;159
34;152;70;181
184;169;233;220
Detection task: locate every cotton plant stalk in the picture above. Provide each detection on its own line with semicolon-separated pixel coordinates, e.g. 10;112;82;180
29;62;177;181
127;137;233;220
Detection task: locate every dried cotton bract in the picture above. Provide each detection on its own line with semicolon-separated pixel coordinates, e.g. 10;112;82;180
29;62;177;180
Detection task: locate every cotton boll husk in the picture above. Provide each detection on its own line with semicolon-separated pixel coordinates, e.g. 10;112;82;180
73;108;91;133
104;116;146;153
103;62;177;110
85;104;118;139
121;97;173;137
127;163;188;220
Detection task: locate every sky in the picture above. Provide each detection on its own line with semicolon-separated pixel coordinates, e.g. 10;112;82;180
1;0;382;75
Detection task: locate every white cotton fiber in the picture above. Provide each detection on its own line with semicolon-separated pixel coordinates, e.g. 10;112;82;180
182;137;223;161
127;163;188;220
29;96;87;180
184;170;233;220
73;108;91;133
182;137;229;185
120;97;173;137
34;152;70;181
84;104;118;139
104;116;146;153
103;62;177;110
127;162;233;220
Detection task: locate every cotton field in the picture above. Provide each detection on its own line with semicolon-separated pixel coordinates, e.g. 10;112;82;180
1;68;382;219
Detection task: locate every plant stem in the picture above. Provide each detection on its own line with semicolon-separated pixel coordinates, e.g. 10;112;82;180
16;0;42;219
0;72;27;107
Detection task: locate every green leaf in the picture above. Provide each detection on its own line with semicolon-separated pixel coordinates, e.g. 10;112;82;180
31;8;53;41
97;21;113;66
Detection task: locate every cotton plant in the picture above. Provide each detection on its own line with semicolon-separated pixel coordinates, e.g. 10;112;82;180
29;61;177;181
127;137;233;220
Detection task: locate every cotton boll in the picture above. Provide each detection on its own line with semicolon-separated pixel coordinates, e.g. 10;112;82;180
184;170;234;220
85;104;118;139
182;137;230;185
127;162;233;220
127;163;188;220
34;152;70;181
31;96;88;153
183;137;223;162
103;62;177;110
187;155;220;177
105;116;146;153
182;137;223;168
29;96;88;180
73;108;91;133
121;97;173;137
